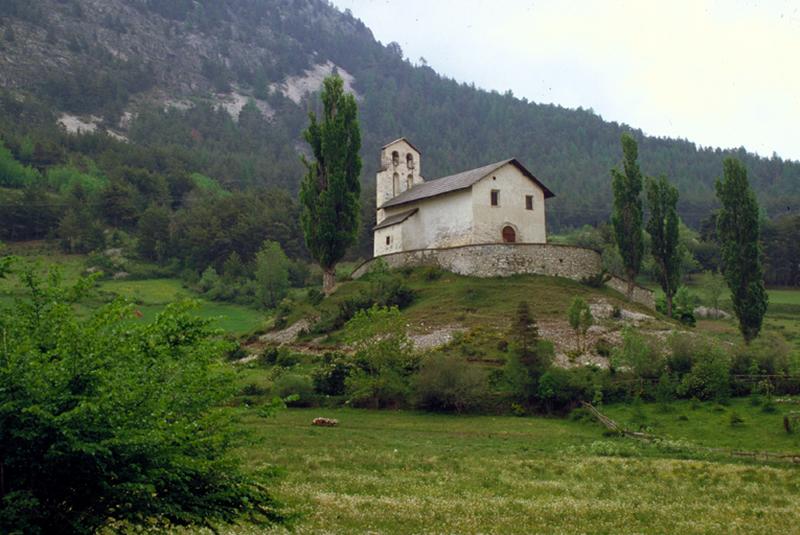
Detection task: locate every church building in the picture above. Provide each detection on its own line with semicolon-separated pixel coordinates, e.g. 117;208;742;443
373;138;555;257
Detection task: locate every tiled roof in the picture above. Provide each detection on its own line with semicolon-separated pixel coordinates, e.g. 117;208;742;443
373;208;419;230
379;158;554;209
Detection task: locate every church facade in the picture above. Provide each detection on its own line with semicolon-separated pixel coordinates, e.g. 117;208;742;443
373;138;555;257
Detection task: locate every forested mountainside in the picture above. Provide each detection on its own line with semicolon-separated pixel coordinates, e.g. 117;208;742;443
1;0;799;241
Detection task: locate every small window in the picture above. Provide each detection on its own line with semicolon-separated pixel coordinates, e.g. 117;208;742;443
491;190;499;206
407;174;413;189
525;195;533;210
386;236;391;246
406;153;414;169
392;151;399;166
392;172;399;195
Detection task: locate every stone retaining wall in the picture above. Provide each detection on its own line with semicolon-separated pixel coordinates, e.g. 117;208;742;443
351;243;655;309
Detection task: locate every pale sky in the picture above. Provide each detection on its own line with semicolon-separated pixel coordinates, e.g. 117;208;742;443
331;0;800;162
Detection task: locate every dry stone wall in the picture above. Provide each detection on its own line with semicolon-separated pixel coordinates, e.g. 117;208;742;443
351;243;655;309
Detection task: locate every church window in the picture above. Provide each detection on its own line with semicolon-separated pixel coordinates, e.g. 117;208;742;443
491;190;499;206
407;174;413;189
386;235;391;246
406;153;414;169
392;151;400;166
526;195;534;210
502;226;516;243
393;172;399;195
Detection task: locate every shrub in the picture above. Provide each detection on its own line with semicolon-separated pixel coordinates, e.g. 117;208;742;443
343;305;417;408
729;412;745;426
312;352;352;396
413;355;489;413
423;266;445;281
273;374;315;407
306;287;324;305
731;333;791;376
259;346;279;366
666;334;695;376
610;327;663;379
676;341;731;400
0;272;280;533
537;367;595;412
580;269;611;288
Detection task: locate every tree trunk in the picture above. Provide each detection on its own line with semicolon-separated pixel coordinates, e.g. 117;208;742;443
666;294;673;318
626;277;635;301
322;266;336;295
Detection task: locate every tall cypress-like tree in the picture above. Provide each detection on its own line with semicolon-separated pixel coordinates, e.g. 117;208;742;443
645;175;681;317
715;158;768;342
611;133;644;299
300;76;362;294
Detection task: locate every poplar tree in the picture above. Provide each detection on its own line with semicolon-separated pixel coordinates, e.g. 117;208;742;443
611;133;644;299
645;175;681;317
300;75;362;294
715;158;768;342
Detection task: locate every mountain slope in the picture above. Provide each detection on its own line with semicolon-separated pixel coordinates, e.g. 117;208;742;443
1;0;798;235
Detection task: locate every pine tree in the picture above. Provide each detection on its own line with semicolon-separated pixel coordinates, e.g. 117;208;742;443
715;158;768;342
611;133;644;299
645;175;681;317
299;75;362;294
510;301;539;358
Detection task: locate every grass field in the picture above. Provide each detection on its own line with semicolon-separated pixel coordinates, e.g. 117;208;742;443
0;249;268;335
224;401;800;534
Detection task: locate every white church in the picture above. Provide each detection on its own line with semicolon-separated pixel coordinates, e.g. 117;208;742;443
373;138;555;257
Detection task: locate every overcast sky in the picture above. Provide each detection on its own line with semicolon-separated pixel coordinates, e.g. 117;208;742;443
331;0;800;162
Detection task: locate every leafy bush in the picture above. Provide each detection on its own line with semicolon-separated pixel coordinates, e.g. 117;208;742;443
666;334;695;376
343;305;418;409
312;352;352;396
676;341;731;400
731;333;791;376
413;355;489;413
610;327;663;379
273;373;315;406
537;367;594;412
0;270;280;533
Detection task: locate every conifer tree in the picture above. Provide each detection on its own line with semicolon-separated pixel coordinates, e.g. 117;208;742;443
299;75;362;294
645;175;681;317
715;158;768;342
611;133;644;299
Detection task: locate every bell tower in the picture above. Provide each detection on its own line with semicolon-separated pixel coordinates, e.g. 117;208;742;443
376;137;422;223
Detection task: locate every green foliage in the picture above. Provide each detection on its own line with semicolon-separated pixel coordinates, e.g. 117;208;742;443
567;296;593;352
676;341;731;400
344;305;417;408
645;175;681;315
702;269;726;312
254;240;290;309
0;270;280;533
715;158;768;341
312;352;352;396
611;133;644;293
300;75;362;291
611;327;662;379
46;165;107;193
0;142;41;187
413;354;489;413
136;203;171;261
273;373;315;407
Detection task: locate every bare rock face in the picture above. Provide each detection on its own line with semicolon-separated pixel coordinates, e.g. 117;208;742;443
260;319;311;345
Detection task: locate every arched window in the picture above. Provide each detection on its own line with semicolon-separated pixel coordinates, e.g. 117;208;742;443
502;226;516;243
392;151;399;166
406;153;414;169
392;172;399;195
407;174;413;189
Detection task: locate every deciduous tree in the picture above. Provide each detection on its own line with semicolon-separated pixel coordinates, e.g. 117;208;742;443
611;133;644;299
715;158;768;342
645;175;681;316
299;75;362;294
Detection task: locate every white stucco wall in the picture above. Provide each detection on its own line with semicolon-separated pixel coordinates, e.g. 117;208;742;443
375;189;473;255
470;163;547;244
374;224;403;256
375;139;422;223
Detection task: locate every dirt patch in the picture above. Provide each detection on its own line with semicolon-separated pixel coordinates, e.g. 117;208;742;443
260;319;311;345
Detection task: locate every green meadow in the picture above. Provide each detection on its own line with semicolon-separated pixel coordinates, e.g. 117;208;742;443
219;401;800;534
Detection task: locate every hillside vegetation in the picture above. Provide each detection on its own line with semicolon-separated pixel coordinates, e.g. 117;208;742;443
0;0;799;244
